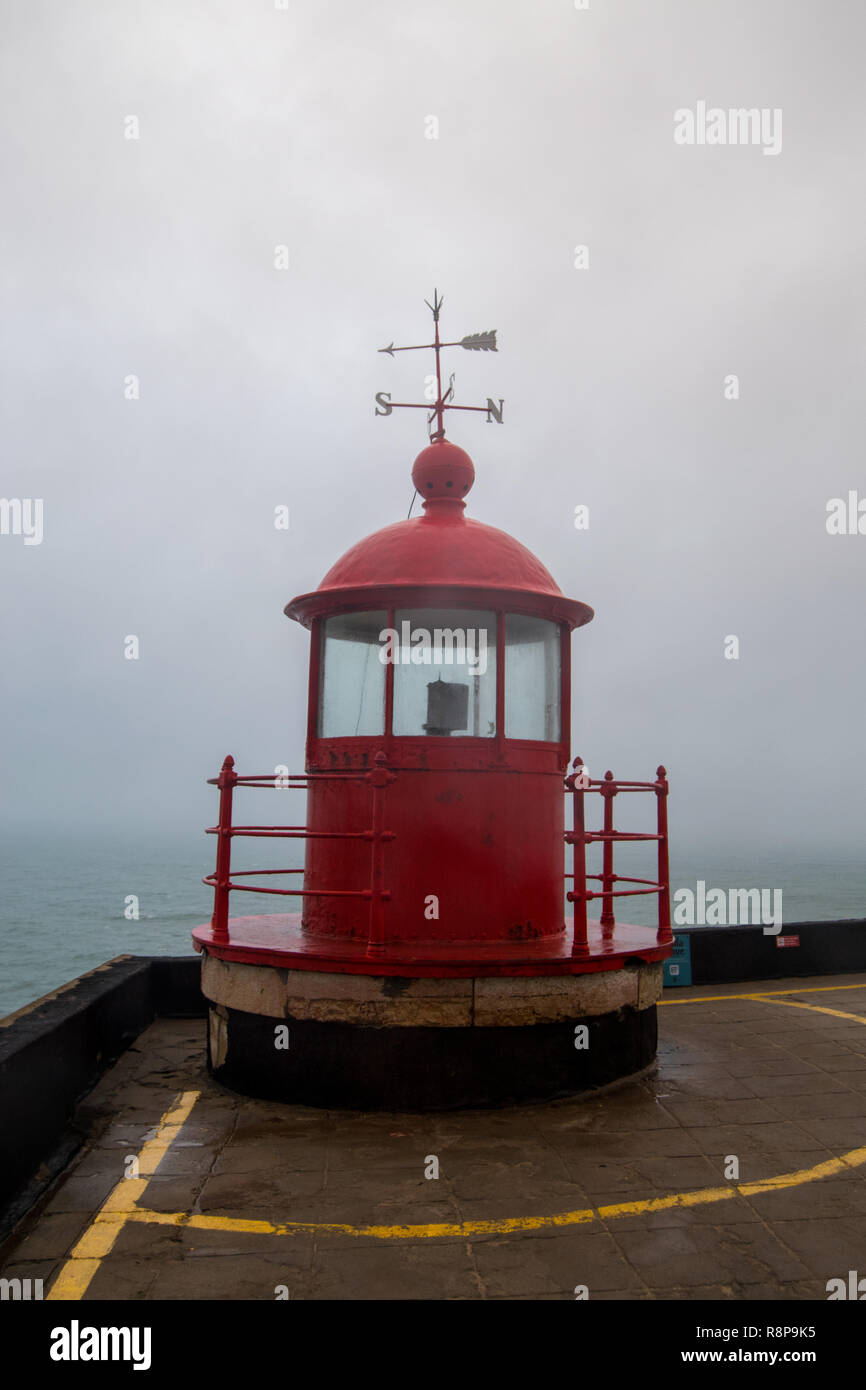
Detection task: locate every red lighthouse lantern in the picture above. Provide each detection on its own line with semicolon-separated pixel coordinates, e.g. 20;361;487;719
288;435;592;955
193;295;673;1108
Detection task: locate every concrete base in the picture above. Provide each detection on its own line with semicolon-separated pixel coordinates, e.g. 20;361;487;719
201;953;662;1109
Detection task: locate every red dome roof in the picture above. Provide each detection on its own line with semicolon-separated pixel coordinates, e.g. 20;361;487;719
285;441;594;630
319;513;560;593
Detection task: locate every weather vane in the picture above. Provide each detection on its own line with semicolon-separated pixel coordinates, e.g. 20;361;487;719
375;290;504;442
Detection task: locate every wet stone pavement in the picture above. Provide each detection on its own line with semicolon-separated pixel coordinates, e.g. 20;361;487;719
5;973;866;1300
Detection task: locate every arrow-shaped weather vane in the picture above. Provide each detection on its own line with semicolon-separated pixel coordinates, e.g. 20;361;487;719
375;290;503;442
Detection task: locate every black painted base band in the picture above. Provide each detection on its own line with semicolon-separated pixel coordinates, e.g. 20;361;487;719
207;1003;658;1110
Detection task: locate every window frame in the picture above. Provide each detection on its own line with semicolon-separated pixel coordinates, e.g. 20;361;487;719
390;605;499;740
308;602;570;757
503;612;563;744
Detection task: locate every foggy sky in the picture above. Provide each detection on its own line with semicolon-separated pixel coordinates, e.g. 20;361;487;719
1;0;864;856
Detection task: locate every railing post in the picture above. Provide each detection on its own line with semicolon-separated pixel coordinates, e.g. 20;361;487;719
599;770;618;939
565;756;589;958
655;764;673;944
365;750;395;958
211;754;237;945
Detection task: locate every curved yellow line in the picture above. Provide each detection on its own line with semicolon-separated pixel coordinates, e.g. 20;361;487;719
119;1142;866;1241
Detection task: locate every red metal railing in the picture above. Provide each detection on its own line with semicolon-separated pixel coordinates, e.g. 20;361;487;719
203;750;396;959
204;749;669;961
564;756;672;958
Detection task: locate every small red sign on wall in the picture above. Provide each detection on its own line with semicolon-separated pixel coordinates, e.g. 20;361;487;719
775;935;800;948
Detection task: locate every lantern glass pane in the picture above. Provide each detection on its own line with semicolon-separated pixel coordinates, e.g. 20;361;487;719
318;611;387;737
505;615;561;742
391;608;497;737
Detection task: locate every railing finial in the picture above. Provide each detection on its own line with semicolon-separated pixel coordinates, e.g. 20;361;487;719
217;755;237;790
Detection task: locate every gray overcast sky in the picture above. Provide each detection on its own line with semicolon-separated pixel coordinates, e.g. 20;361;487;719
1;0;864;854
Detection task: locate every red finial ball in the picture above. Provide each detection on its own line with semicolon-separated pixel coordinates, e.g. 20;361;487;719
411;439;475;503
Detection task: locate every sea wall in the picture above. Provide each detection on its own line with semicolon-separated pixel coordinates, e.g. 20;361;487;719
662;918;866;987
0;955;203;1233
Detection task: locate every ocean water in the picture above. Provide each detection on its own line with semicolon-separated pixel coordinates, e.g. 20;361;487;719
0;829;863;1020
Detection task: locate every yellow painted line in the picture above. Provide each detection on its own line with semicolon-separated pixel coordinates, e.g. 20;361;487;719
124;1207;596;1239
739;1147;866;1194
662;981;866;1006
117;1141;866;1241
45;1090;199;1301
750;998;866;1026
